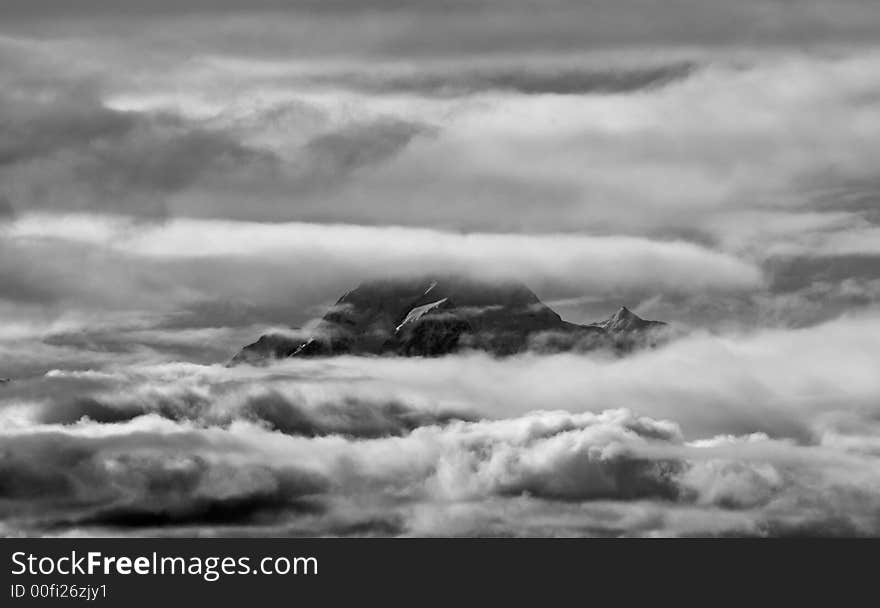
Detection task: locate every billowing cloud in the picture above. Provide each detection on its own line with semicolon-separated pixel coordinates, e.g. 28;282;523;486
2;314;880;536
1;404;878;536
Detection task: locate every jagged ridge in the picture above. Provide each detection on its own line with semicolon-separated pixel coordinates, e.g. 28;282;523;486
231;275;666;363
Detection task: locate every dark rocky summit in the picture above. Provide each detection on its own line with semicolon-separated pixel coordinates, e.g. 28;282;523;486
231;275;667;364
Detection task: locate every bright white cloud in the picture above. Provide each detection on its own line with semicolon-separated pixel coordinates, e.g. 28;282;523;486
4;213;764;295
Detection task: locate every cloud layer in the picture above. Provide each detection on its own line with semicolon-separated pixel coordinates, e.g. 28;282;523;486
2;315;880;536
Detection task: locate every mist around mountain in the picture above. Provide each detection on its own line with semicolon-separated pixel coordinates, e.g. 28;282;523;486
232;275;668;364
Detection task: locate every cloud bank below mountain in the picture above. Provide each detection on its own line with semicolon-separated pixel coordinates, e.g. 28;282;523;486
3;314;880;537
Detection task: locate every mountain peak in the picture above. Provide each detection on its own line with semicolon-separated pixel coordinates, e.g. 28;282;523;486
595;306;664;333
231;275;669;363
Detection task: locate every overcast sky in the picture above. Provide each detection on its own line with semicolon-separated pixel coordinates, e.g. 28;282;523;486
1;0;879;338
2;2;880;537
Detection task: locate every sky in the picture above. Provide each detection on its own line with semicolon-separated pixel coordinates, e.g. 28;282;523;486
2;1;880;537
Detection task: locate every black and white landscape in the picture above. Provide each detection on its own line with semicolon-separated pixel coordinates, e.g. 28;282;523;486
2;1;880;537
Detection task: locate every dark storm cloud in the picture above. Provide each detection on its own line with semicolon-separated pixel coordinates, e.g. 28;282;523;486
305;62;697;96
0;428;329;531
297;119;435;188
154;115;435;221
239;392;473;438
0;90;133;165
768;255;880;292
39;397;142;425
0;89;279;218
0;196;15;218
36;388;474;439
497;453;683;502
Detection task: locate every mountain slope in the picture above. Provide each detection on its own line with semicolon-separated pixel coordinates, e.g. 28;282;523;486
231;275;666;363
589;306;666;333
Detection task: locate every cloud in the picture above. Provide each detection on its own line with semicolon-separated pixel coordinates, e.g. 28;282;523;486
0;196;14;218
3;312;880;536
5;35;880;280
3;213;764;299
0;212;763;364
35;385;474;439
0;409;685;533
194;311;880;442
302;62;697;96
6;1;880;55
0;67;437;220
0;88;280;218
0;313;878;536
303;119;434;172
3;0;880;539
0;420;329;531
116;49;880;265
2;398;879;536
